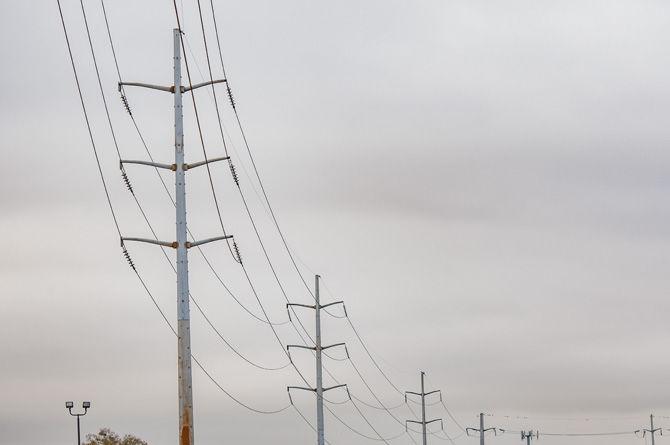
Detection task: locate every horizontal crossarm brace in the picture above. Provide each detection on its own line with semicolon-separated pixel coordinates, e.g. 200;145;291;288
186;235;233;249
119;79;225;94
184;156;230;170
183;78;227;92
426;418;443;425
287;303;316;310
122;237;177;248
288;386;315;392
121;159;175;170
425;389;442;397
119;81;173;93
287;344;317;351
405;391;422;397
323;383;348;393
322;342;346;351
320;300;345;310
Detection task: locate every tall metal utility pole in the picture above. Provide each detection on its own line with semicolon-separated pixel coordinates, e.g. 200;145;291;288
119;29;231;445
466;413;497;445
286;275;350;445
405;372;443;445
636;414;662;445
521;430;538;445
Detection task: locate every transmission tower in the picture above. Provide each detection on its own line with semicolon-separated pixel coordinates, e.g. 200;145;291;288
118;29;230;445
286;275;350;445
466;413;497;445
520;430;538;445
636;414;663;445
405;371;444;445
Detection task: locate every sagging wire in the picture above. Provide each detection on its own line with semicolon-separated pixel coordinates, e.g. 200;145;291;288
96;0;290;365
57;0;291;413
182;10;323;356
172;0;239;264
100;0;289;327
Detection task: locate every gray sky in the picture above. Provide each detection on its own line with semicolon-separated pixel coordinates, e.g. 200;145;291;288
1;1;669;444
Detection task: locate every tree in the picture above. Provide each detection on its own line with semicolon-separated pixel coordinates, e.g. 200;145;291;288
83;428;148;445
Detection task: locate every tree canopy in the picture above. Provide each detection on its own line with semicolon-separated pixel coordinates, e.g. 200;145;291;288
83;428;148;445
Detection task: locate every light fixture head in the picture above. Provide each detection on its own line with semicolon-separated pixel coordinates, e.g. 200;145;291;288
65;401;74;409
82;401;91;409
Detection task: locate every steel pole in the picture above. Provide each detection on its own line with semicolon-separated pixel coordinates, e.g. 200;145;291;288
479;413;485;445
650;415;656;445
76;415;81;445
315;275;325;445
174;28;194;445
421;371;427;445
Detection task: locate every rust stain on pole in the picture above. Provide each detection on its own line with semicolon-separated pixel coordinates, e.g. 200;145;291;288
180;408;191;445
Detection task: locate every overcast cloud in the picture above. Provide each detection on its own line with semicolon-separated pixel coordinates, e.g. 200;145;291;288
1;1;669;444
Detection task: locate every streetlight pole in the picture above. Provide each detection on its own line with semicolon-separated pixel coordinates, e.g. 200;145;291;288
65;401;91;445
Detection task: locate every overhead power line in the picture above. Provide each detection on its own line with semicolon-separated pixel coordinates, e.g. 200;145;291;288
96;0;291;373
286;275;350;445
466;413;498;445
56;0;290;419
405;372;444;445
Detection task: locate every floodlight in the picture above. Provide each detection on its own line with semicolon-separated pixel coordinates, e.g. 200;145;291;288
82;401;91;409
65;401;74;409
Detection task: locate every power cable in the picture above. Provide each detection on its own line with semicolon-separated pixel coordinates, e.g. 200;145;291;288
57;0;121;238
439;399;467;433
487;412;649;422
186;3;343;361
90;0;290;371
501;429;635;437
293;404;334;445
171;0;237;262
100;0;287;328
202;5;480;439
56;0;290;414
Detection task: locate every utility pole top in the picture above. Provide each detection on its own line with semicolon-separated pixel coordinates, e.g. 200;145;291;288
286;275;349;445
635;414;662;445
405;372;443;445
466;412;497;445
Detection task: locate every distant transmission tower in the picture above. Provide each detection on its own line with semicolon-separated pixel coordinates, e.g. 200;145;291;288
286;275;350;445
405;371;443;445
635;414;663;445
119;29;230;445
466;413;497;445
520;430;538;445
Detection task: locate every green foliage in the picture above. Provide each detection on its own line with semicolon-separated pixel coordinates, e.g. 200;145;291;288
83;428;148;445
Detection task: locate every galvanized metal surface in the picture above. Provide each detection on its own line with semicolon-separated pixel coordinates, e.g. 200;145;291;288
480;412;485;445
122;237;177;248
286;277;348;445
118;81;174;93
421;371;427;445
184;155;230;170
183;78;226;93
315;275;325;445
174;28;194;445
186;234;233;248
120;159;175;170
